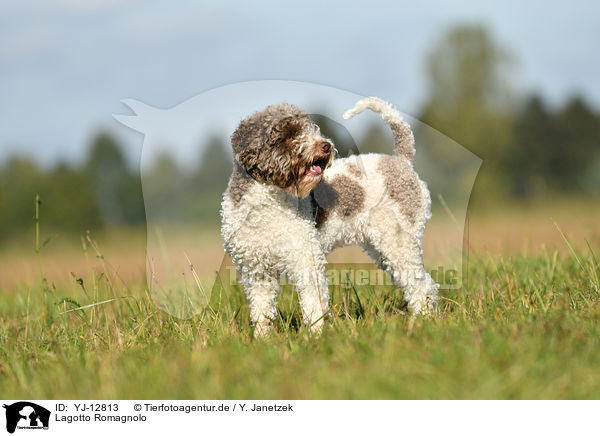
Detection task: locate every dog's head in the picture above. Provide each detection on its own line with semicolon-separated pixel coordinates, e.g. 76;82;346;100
231;103;334;198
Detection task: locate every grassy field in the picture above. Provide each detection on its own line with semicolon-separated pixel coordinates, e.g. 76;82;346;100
1;201;600;399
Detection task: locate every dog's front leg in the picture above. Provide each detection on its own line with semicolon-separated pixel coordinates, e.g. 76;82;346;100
298;272;330;334
240;270;280;338
284;255;330;334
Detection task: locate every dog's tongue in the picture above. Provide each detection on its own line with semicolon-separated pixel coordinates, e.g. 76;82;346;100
311;164;322;174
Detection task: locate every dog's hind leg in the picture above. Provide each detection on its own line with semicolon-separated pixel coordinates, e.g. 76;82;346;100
364;211;439;315
365;234;438;314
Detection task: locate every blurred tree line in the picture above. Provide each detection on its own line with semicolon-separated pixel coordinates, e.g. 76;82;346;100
0;133;233;243
0;134;142;242
417;25;600;203
0;24;599;243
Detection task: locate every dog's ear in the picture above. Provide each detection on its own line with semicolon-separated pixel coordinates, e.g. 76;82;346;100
231;118;265;179
267;116;303;148
231;118;260;157
230;104;309;186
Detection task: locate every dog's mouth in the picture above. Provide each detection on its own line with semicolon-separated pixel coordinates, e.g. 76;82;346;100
306;155;329;177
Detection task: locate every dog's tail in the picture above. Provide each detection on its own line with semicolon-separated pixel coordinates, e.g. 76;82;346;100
342;97;415;161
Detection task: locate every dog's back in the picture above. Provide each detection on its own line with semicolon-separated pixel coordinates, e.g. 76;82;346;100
310;97;431;253
311;152;431;254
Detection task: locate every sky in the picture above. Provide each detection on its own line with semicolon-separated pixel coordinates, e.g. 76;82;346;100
1;0;599;165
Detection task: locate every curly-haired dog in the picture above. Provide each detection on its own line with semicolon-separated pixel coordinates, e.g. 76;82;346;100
221;97;439;337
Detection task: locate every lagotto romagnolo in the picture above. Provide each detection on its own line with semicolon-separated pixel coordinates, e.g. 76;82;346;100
220;97;439;337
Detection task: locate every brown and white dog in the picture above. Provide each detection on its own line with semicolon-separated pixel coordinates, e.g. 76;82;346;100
221;97;438;337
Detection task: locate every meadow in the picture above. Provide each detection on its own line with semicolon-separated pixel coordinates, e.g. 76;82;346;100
1;198;599;399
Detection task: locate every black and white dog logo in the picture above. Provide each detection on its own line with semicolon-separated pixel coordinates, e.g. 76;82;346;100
3;402;50;433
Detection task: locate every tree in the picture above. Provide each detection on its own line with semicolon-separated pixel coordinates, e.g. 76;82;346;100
0;157;44;241
510;94;600;196
556;96;600;191
191;136;232;194
510;95;559;197
85;132;144;225
185;136;233;224
425;25;514;113
418;25;516;203
45;163;103;232
0;157;103;243
142;152;186;222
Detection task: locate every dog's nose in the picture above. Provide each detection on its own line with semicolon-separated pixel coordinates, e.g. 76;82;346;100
320;141;331;153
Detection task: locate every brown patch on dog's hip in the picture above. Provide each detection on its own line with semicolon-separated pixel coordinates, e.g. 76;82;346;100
378;155;422;223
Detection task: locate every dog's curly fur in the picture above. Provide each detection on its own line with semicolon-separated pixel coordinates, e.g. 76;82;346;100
221;97;439;337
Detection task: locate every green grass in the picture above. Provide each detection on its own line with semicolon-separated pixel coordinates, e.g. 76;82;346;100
1;236;600;399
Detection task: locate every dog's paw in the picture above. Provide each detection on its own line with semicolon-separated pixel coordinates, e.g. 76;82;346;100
253;319;274;339
309;318;325;335
424;296;439;316
408;296;439;318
